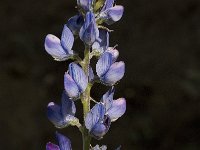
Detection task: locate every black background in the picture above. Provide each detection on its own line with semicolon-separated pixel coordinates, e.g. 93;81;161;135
0;0;200;149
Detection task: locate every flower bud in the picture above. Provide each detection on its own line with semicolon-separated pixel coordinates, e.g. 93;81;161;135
67;14;84;35
79;12;99;45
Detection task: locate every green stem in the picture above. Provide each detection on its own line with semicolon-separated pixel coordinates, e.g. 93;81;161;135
81;45;92;150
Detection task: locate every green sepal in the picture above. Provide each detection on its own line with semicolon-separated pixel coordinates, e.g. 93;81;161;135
94;0;106;12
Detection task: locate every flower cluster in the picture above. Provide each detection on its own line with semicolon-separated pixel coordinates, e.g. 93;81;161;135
44;0;126;149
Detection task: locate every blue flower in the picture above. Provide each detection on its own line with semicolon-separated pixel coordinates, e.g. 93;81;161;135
44;25;74;61
85;103;111;139
46;132;72;150
77;0;92;12
85;88;126;139
79;11;99;45
101;88;126;122
96;52;125;85
99;0;124;25
47;91;78;128
67;14;84;35
64;62;88;99
92;29;109;53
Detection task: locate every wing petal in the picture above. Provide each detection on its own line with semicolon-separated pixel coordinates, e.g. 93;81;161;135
61;25;74;53
69;63;88;92
64;73;80;98
45;34;69;61
103;61;125;85
96;52;112;77
107;98;126;122
56;132;72;150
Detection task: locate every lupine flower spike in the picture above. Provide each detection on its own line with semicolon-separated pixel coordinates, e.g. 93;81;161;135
45;0;126;149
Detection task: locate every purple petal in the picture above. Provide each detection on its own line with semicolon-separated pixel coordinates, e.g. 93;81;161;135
91;123;107;139
96;52;112;77
81;22;97;45
69;63;88;92
64;73;80;98
44;34;69;61
67;14;84;35
56;132;72;150
47;102;65;128
107;98;126;122
79;12;99;45
80;12;94;35
106;5;124;24
99;29;109;51
101;0;115;11
85;11;94;27
92;29;109;52
106;47;119;63
61;91;76;117
103;61;125;85
78;0;92;11
102;87;114;100
85;103;106;131
102;87;115;111
61;25;74;54
90;115;111;139
46;142;60;150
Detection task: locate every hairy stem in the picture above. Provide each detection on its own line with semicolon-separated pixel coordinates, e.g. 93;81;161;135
81;45;91;150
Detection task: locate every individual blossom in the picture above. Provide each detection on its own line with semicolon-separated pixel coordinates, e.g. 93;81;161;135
46;132;72;150
67;14;84;35
85;87;126;140
79;11;99;45
77;0;93;12
85;103;111;139
44;25;74;61
64;62;88;99
47;91;79;128
98;0;124;25
101;87;126;122
96;52;125;85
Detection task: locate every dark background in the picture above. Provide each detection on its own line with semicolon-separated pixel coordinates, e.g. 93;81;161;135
0;0;200;149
